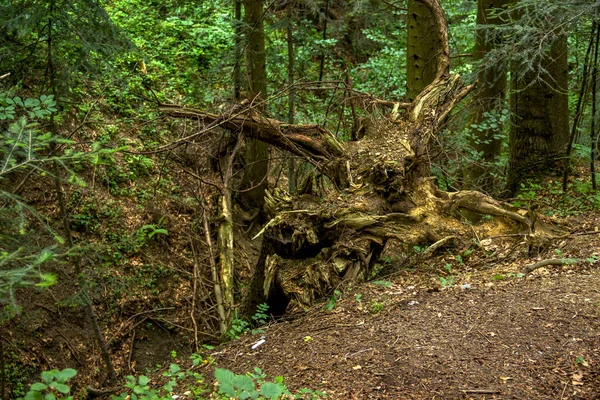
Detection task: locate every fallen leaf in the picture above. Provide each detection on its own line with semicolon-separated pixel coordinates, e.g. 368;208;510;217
499;376;512;382
353;365;362;370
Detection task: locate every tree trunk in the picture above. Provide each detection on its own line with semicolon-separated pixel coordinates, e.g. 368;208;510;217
240;0;269;211
506;35;570;195
406;0;443;101
464;0;508;192
233;0;243;101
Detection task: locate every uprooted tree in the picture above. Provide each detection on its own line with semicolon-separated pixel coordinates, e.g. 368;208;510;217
160;0;562;325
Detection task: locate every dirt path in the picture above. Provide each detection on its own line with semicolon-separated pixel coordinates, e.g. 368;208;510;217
216;267;600;399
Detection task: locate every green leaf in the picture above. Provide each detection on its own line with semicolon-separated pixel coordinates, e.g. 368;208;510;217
40;371;55;384
35;273;57;288
138;375;150;386
218;382;236;397
24;391;43;400
133;386;145;394
44;393;56;400
163;380;176;392
49;382;70;394
215;368;236;387
233;375;254;391
259;382;285;399
169;363;180;374
30;382;48;391
56;368;77;382
237;391;250;400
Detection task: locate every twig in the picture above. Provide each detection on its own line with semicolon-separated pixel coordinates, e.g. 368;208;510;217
127;329;136;372
56;331;82;366
463;389;501;394
189;235;200;352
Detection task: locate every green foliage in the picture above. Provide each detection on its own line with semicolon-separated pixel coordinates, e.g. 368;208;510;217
227;304;270;340
368;300;385;314
106;0;233;105
438;276;455;288
18;368;77;400
323;290;342;311
215;367;326;400
0;0;131;94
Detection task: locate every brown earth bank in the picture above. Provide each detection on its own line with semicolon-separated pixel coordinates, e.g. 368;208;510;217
214;266;600;399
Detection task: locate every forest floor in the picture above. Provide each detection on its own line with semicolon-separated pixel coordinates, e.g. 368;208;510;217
6;176;600;399
212;213;600;400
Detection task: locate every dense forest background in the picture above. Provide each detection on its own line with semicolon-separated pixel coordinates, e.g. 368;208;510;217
1;0;600;398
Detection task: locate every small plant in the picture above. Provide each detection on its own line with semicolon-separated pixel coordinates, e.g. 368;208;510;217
215;368;287;399
19;368;77;400
368;300;385;314
214;368;327;399
227;304;270;340
575;355;589;367
227;313;250;340
323;289;342;310
412;245;425;255
251;303;270;335
438;276;455;287
354;293;362;303
371;280;392;288
443;263;453;273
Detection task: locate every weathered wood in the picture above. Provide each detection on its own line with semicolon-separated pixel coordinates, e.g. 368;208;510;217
159;0;562;318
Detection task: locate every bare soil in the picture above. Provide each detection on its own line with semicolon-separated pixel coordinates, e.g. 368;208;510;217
214;244;600;399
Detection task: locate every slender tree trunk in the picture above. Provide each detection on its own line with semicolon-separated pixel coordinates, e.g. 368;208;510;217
318;0;330;83
506;35;570;195
591;19;600;190
287;5;296;193
240;0;269;210
464;0;508;192
233;0;243;101
562;21;597;192
47;2;116;382
406;0;443;101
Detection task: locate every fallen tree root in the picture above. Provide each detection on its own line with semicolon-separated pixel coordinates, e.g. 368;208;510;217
522;258;582;275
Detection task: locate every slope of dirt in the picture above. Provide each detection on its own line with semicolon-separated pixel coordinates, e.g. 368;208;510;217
214;265;600;399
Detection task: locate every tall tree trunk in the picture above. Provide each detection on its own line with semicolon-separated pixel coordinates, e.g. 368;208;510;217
464;0;508;192
233;0;243;101
287;5;296;194
506;35;570;195
240;0;269;210
406;0;443;101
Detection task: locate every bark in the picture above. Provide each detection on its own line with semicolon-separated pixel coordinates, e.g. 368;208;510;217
506;35;570;195
465;0;508;192
406;0;444;101
240;0;269;210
